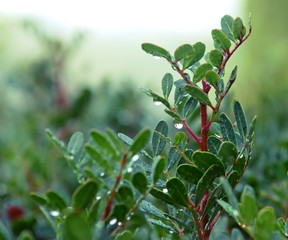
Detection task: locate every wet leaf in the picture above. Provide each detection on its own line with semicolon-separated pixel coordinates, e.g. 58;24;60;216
193;63;213;83
184;85;212;107
183;96;198;118
152;156;166;183
132;172;148;194
63;213;91;240
129;129;151;155
176;164;203;184
221;15;235;42
192;151;225;174
162;73;173;99
220;113;236;145
209;49;223;68
67;132;84;156
183;42;206;69
141;43;171;59
166;177;189;207
46;190;67;211
152;120;168;156
212;29;231;51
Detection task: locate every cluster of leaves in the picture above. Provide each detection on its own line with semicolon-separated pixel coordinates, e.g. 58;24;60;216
1;14;286;240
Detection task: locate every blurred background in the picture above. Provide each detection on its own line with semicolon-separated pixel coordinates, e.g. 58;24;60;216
0;0;287;238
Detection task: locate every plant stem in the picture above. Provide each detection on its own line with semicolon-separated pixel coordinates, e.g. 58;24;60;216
101;152;128;221
182;120;201;145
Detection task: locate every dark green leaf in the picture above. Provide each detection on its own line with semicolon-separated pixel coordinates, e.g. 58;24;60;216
111;204;129;222
176;164;203;184
174;87;187;106
233;100;247;142
72;179;98;211
164;109;182;122
209;49;223;68
225;66;238;93
212;29;231;51
193;63;213;83
46;129;66;153
167;148;181;170
227;170;239;188
161;73;173;99
139;200;165;219
239;186;257;225
174;44;193;61
152;156;166;183
183;96;198;118
220;177;239;210
232;154;246;178
210;123;221;136
152;120;168;156
91;130;117;157
141;43;171;59
184;85;212;107
87;200;101;225
195;165;224;205
247;116;257;142
148;219;175;232
132;172;148;194
129;129;151;155
46;190;67;211
208;136;222;155
233;17;244;40
221;15;235;42
166;177;189;207
115;231;135;240
254;207;277;240
17;231;35;240
231;228;245;240
218;141;237;169
183;42;206;69
205;70;220;86
149;188;175;205
174;79;187;88
67;132;84;156
220;113;236;145
30;192;47;206
192;151;225;174
106;128;125;152
63;213;92;240
116;186;134;206
173;132;186;146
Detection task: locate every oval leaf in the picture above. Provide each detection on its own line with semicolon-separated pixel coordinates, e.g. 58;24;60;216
152;120;168;156
233;100;247;142
174;44;193;61
193;63;213;83
67;132;84;156
209;49;223;68
129;129;151;155
141;43;171;59
161;73;173;99
132;172;148;194
150;188;175;205
183;96;198;118
176;164;203;184
192;151;225;174
46;190;67;211
221;15;235;42
205;70;220;86
183;42;206;69
211;29;231;51
152;156;166;183
219;113;236;145
166;177;189;207
184;85;212;107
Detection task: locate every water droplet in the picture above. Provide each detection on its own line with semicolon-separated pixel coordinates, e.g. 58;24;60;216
50;210;60;217
117;222;122;226
127;167;133;173
169;230;174;234
107;191;111;195
132;154;139;161
127;216;131;221
100;172;105;177
162;188;168;193
96;196;102;200
153;99;162;106
109;218;117;225
173;120;183;129
153;56;161;60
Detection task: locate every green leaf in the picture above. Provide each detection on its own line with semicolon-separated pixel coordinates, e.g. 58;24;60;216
183;96;198;118
232;154;246;178
184;85;212;107
205;70;220;86
220;177;239;210
248;116;257;142
116;186;134;207
173;132;186;146
132;172;148;194
30;192;48;206
174;79;187;88
87;200;101;225
161;73;173;99
67;132;84;156
218;141;238;169
217;200;239;224
72;179;98;211
45;190;67;211
118;133;133;146
63;213;92;240
111;204;129;222
167;148;181;170
141;43;171;59
46;129;66;153
0;222;10;240
152;156;166;183
239;185;257;225
176;164;203;184
193;63;213;83
212;29;231;51
220;113;236;145
233;17;244;40
91;130;117;157
166;177;189;207
17;231;35;240
208;136;222;155
149;188;175;205
129;129;151;155
140;87;171;109
221;15;235;42
148;219;175;233
233;100;247;142
209;49;223;68
174;44;193;61
195;165;224;205
139;200;165;219
152;120;168;156
192;151;225;174
225;66;238;93
183;42;206;69
115;231;135;240
164;109;182;122
174;87;187;106
106;128;125;152
254;207;277;240
231;228;245;240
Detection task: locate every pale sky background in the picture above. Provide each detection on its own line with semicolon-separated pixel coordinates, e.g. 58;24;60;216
1;0;244;89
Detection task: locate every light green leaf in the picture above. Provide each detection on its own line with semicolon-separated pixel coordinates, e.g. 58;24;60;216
254;207;277;240
139;200;165;219
67;132;84;156
30;192;48;206
233;17;244;40
152;120;168;156
231;228;245;240
220;113;236;145
220;177;239;210
183;96;198;118
129;129;151;155
166;177;189;207
205;70;220;86
141;43;171;59
173;132;186;146
183;42;206;69
184;85;212;107
161;73;173;99
212;29;232;51
221;15;235;42
217;199;240;224
91;130;117;157
45;190;67;211
239;186;257;225
115;231;135;240
72;179;98;211
209;49;223;68
176;164;203;184
174;44;193;61
140;87;171;109
193;63;213;83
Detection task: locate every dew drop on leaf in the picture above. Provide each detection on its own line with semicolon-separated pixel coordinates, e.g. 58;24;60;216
127;167;133;173
153;56;161;60
162;188;168;193
109;218;117;225
100;172;105;177
153;100;162;106
173;120;183;129
50;210;60;217
132;154;139;161
96;196;102;200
